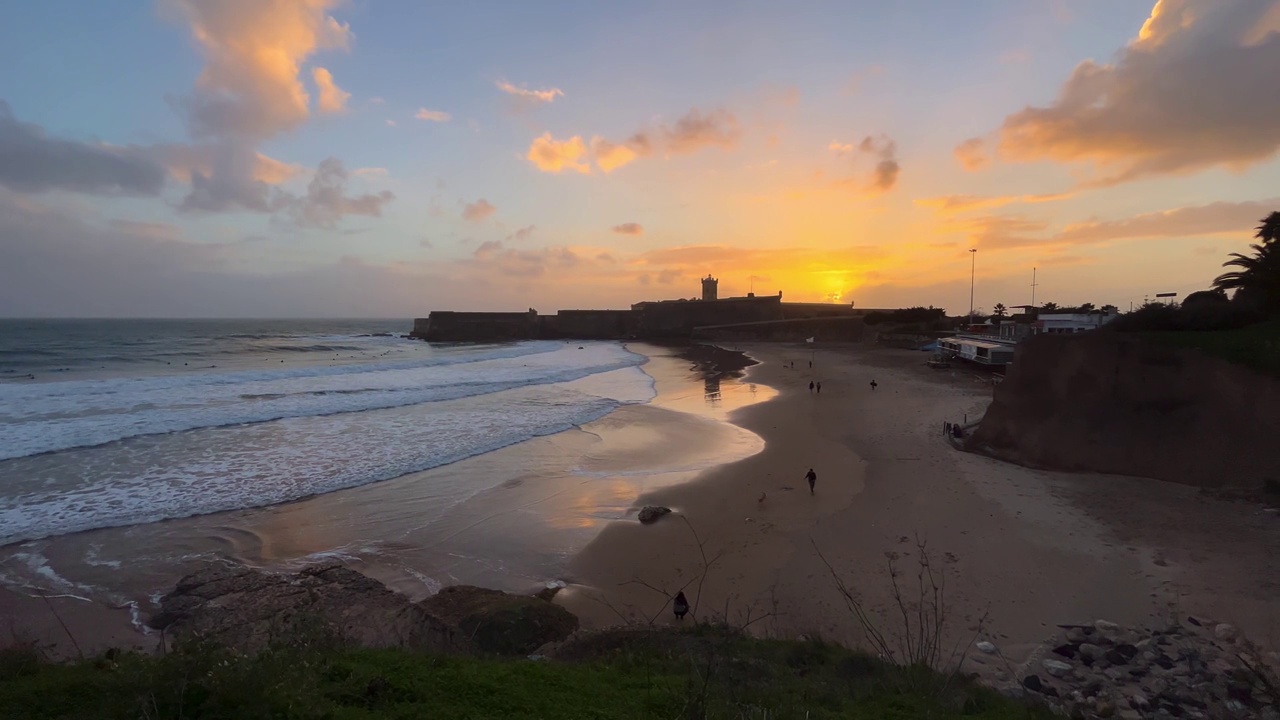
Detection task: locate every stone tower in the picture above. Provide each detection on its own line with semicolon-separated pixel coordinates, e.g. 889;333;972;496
701;274;719;301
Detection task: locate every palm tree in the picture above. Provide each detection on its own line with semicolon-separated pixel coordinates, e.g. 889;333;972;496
1041;302;1059;312
992;303;1007;317
1212;212;1280;315
1258;211;1280;244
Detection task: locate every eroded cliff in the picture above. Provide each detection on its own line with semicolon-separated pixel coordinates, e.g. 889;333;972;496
965;333;1280;488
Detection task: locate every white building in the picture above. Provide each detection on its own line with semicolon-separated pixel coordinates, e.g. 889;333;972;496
937;336;1017;367
1034;313;1116;335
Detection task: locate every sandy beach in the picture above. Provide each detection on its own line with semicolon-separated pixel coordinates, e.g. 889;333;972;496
561;343;1280;669
0;343;770;658
5;341;1278;672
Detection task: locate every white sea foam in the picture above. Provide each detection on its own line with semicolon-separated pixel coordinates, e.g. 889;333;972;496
0;343;657;545
0;341;636;460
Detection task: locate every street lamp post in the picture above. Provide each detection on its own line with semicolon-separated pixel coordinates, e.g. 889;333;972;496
968;248;977;323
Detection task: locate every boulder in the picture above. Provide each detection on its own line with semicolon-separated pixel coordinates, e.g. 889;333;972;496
1213;623;1239;642
975;640;997;654
1043;658;1073;678
152;563;465;654
638;506;672;524
419;585;579;656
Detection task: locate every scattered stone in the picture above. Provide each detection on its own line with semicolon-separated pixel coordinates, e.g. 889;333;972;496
1214;623;1239;642
1095;619;1121;634
1079;643;1105;661
1067;627;1093;643
637;505;671;524
1044;659;1073;678
1011;618;1274;720
975;640;997;654
1105;667;1129;682
1054;642;1081;659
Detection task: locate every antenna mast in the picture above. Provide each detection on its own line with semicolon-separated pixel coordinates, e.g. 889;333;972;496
1030;267;1038;308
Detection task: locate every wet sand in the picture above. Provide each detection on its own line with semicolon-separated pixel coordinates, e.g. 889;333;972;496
562;343;1280;668
7;341;1278;669
0;344;773;658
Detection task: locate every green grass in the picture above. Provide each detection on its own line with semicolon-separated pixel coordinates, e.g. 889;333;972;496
1131;319;1280;377
0;628;1052;720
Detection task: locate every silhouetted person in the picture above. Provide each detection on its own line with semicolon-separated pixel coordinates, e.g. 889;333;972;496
816;381;822;394
805;468;817;495
870;379;878;391
808;381;814;393
673;591;689;620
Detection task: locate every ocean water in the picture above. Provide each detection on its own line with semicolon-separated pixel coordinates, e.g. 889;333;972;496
0;320;655;546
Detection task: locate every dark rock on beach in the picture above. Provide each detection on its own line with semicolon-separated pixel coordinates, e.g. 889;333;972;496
152;563;579;657
151;563;464;653
420;585;579;656
638;505;672;524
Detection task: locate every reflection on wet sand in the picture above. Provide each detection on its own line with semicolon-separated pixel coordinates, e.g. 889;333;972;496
0;345;773;616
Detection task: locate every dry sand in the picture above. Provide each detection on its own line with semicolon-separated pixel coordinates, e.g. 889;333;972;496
560;343;1280;667
5;341;1276;669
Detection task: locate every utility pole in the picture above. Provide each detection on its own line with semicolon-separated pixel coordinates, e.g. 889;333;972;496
1030;267;1038;308
969;248;977;323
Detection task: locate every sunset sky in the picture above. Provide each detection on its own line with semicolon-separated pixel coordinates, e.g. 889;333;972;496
2;0;1279;317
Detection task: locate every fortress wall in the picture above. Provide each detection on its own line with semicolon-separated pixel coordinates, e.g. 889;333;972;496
635;296;784;336
553;310;636;339
412;310;540;342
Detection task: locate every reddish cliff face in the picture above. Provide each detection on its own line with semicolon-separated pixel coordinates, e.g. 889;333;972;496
965;333;1280;488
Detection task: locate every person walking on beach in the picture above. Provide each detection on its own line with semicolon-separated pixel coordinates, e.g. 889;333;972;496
805;468;817;495
808;381;815;394
673;591;689;620
869;379;878;391
816;381;822;394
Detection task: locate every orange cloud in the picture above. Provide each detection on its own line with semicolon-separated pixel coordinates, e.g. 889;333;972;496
612;222;644;235
462;198;496;222
156;145;303;185
165;0;351;139
311;67;349;113
990;1;1280;184
415;108;451;122
915;192;1072;214
495;80;564;104
953;137;988;171
579;107;739;173
591;137;642;173
1056;199;1278;244
527;133;590;174
955;198;1277;250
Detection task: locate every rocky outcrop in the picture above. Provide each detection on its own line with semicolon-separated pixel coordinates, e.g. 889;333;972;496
975;618;1279;719
420;585;579;656
638;506;671;524
151;563;466;653
965;333;1280;488
151;564;578;656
